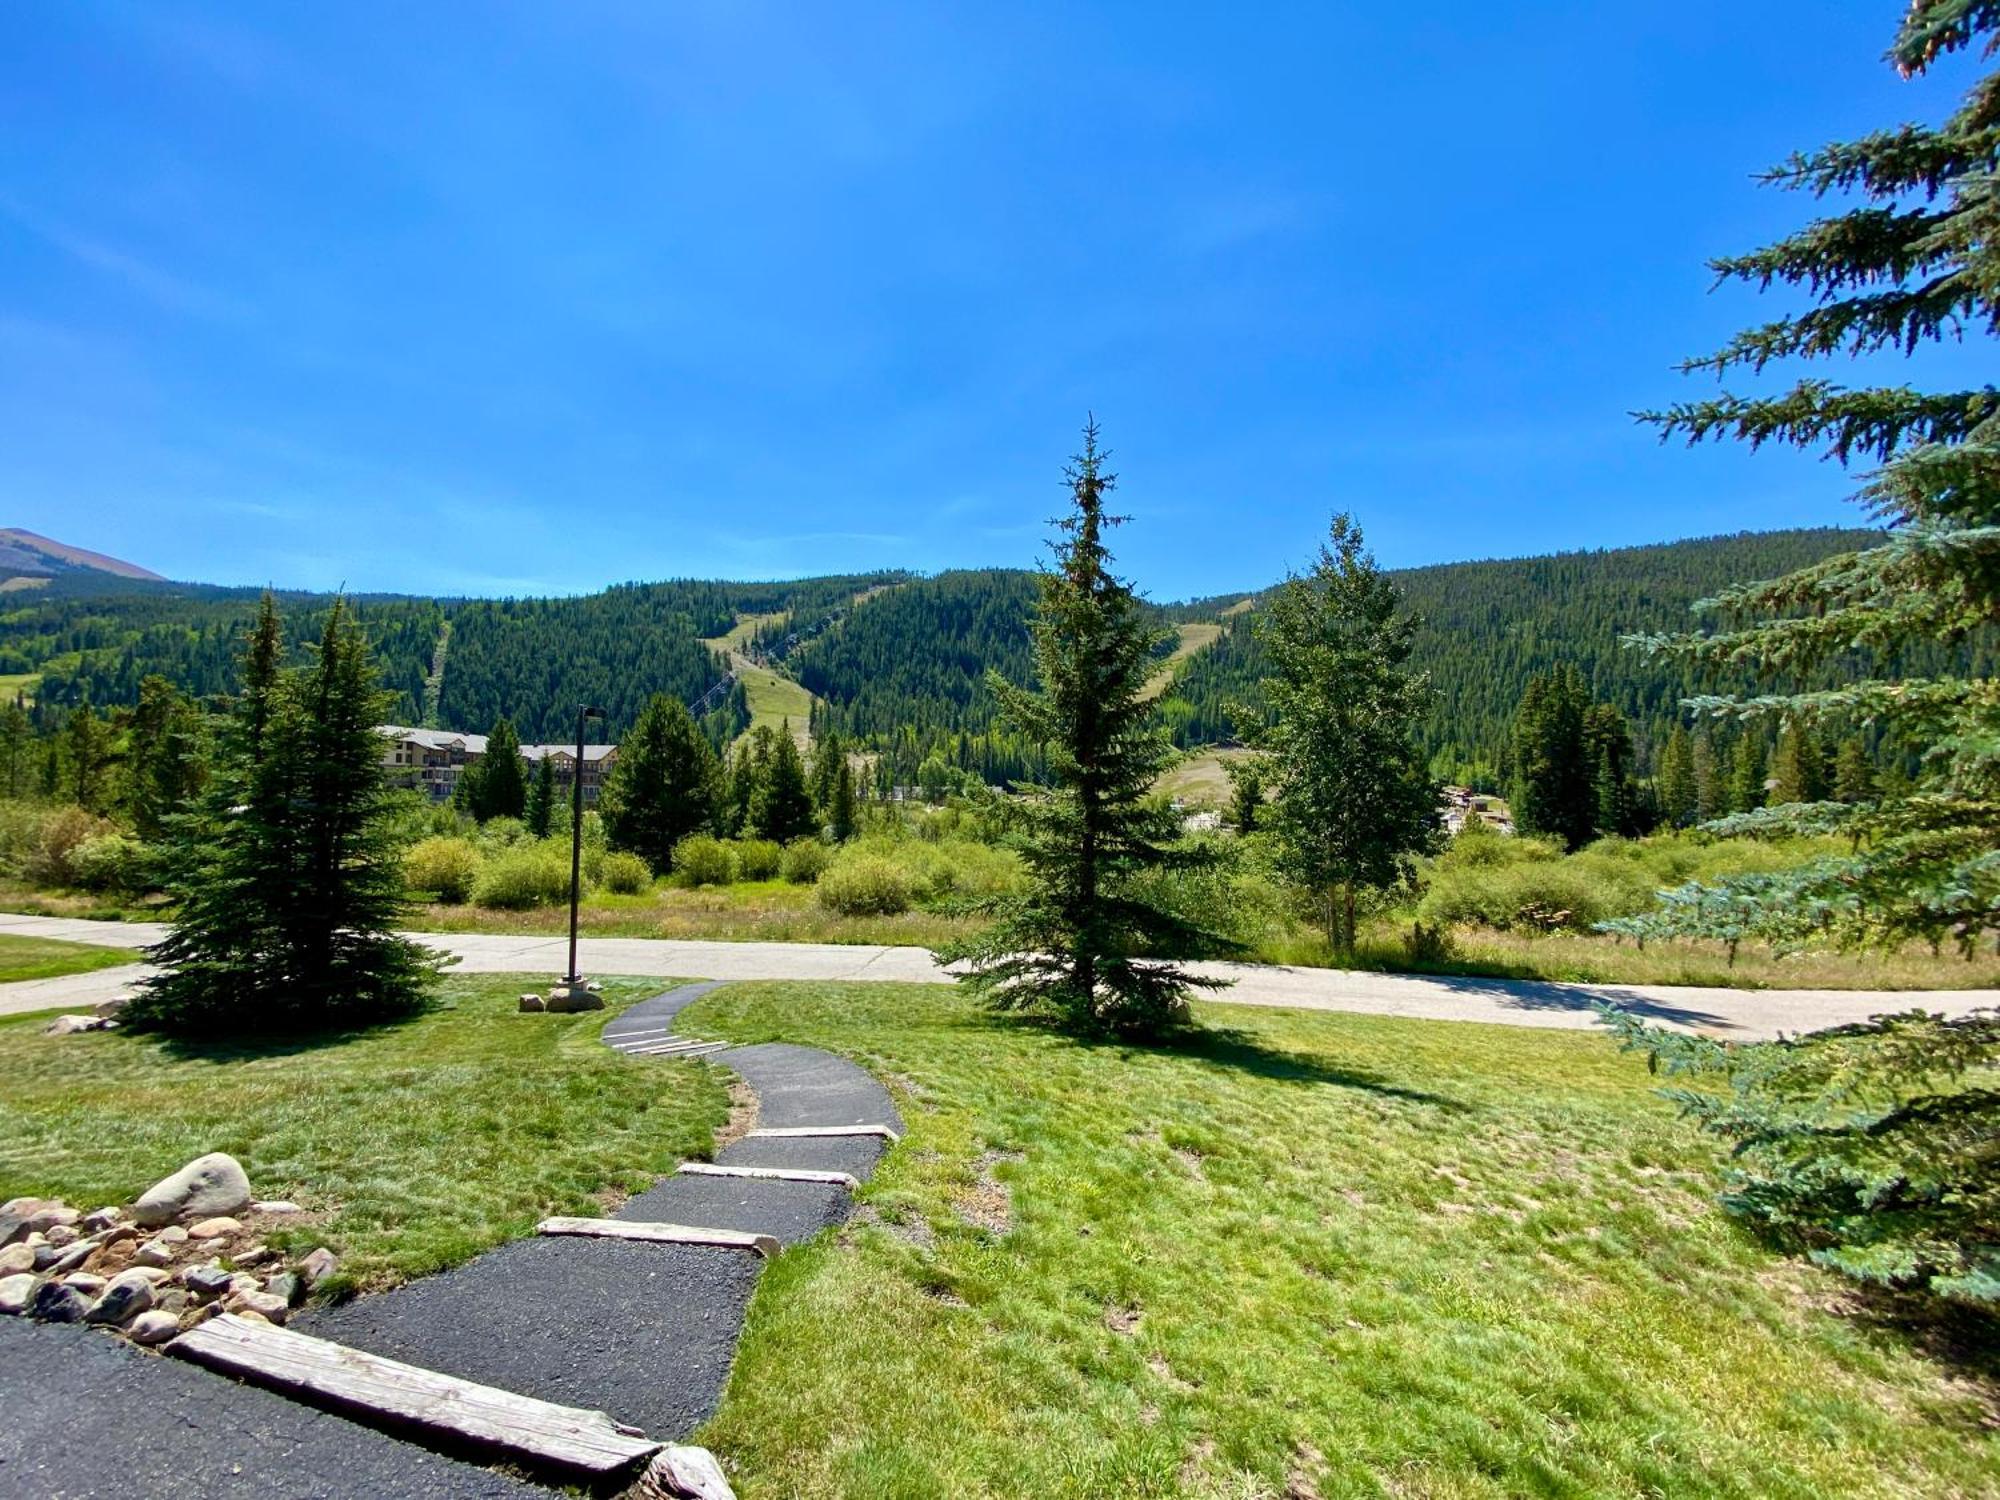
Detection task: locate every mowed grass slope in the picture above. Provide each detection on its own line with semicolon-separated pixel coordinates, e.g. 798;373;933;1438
0;932;143;982
1140;621;1223;701
0;975;727;1291
688;982;1998;1499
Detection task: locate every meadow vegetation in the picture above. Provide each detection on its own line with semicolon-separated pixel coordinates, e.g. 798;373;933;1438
0;974;724;1291
688;981;2000;1498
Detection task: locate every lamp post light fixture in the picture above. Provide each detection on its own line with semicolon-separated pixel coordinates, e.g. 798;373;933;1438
564;705;605;987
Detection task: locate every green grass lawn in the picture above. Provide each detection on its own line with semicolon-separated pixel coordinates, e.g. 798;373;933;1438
0;975;726;1292
687;982;1999;1499
0;932;144;982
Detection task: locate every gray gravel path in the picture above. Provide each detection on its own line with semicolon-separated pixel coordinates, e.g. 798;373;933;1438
0;1319;546;1499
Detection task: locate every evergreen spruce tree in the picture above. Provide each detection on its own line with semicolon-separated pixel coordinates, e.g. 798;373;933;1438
125;675;210;840
1605;1;2000;1307
752;726;817;843
1833;735;1878;804
1728;733;1768;815
1511;666;1595;849
601;693;720;872
1256;513;1438;953
0;700;34;800
827;757;858;842
943;423;1232;1038
472;717;527;823
1226;756;1266;834
525;752;556;837
1692;730;1725;821
1768;718;1830;805
1657;722;1699;828
810;727;846;825
126;596;443;1037
1583;702;1638;839
65;704;111;811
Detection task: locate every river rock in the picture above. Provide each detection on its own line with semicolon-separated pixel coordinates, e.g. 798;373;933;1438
134;1154;252;1228
188;1216;242;1240
265;1271;301;1306
251;1200;303;1215
0;1242;35;1277
230;1289;289;1322
80;1206;123;1234
233;1243;274;1268
43;1224;78;1248
43;1014;107;1036
25;1205;78;1234
133;1239;176;1269
297;1247;338;1288
182;1264;233;1299
29;1279;87;1323
0;1274;35;1315
46;1241;96;1277
61;1272;107;1297
84;1270;154;1326
127;1309;179;1345
0;1213;28;1249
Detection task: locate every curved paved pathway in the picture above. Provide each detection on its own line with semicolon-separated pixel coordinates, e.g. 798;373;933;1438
300;983;896;1473
5;911;1994;1037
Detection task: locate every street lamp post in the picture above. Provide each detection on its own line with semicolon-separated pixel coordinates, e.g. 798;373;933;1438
564;705;604;987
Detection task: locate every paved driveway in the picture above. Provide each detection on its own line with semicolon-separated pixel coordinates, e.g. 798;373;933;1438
3;912;1992;1039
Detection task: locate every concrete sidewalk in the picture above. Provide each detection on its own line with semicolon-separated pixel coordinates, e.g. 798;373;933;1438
3;911;1993;1039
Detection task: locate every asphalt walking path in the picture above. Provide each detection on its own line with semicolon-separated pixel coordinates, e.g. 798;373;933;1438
5;911;1996;1038
7;982;897;1496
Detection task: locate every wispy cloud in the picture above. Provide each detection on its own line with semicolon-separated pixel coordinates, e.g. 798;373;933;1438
0;194;244;320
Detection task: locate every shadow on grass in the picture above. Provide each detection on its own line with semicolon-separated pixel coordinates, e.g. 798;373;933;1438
140;1006;434;1064
966;1011;1466;1110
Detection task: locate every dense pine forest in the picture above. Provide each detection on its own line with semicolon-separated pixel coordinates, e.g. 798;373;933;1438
1162;527;1918;777
3;528;1921;780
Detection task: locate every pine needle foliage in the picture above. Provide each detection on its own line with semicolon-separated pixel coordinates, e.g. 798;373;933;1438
126;595;445;1038
1604;1005;1999;1306
943;423;1233;1039
1610;1;2000;1307
1254;514;1439;954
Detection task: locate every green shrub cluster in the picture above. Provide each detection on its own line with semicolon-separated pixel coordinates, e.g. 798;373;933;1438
671;834;738;887
817;855;920;915
472;842;574;909
600;850;653;894
405;836;482;903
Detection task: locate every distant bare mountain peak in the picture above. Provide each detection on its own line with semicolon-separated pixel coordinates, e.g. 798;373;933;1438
0;528;163;586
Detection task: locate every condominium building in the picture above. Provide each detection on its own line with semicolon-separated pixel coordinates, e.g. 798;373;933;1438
377;726;619;806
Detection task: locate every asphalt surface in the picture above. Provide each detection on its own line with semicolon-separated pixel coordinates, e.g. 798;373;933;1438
7;911;1995;1038
298;984;896;1451
297;1234;763;1441
0;1319;547;1499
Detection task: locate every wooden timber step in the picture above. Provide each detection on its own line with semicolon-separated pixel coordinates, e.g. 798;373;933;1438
537;1215;781;1259
678;1161;860;1190
166;1312;661;1481
614;1038;731;1058
749;1123;902;1143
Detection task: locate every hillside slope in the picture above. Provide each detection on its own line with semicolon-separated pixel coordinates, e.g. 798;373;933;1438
0;529;163;589
4;529;1909;784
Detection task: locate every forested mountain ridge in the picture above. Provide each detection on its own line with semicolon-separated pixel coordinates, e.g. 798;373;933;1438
1163;526;1908;776
4;528;1904;780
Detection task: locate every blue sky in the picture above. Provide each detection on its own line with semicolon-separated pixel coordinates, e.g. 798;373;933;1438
0;3;1982;599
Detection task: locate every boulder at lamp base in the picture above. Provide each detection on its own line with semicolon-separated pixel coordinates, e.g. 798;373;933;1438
544;983;604;1014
